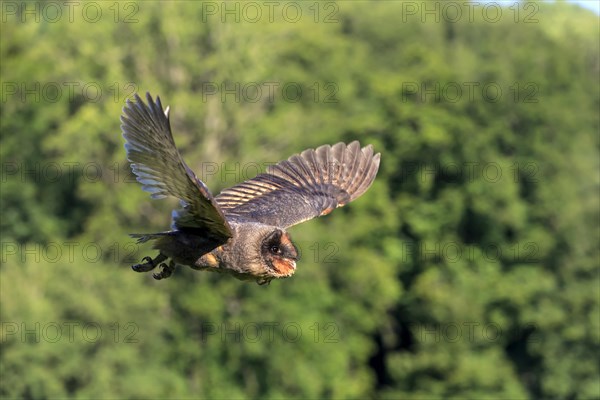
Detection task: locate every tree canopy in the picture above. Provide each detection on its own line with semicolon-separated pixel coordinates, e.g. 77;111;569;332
1;1;598;399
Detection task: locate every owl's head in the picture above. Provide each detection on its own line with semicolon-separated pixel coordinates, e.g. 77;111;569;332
260;229;298;278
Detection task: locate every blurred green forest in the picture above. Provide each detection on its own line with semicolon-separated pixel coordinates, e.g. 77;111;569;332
1;1;598;399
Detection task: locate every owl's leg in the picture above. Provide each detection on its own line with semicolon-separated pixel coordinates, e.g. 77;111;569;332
153;260;176;280
132;253;167;272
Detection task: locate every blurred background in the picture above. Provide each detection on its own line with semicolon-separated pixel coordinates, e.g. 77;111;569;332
1;1;598;399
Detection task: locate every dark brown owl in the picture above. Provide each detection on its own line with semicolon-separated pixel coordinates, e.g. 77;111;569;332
121;93;380;285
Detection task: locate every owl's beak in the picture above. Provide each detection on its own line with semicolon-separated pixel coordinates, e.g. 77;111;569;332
272;258;296;277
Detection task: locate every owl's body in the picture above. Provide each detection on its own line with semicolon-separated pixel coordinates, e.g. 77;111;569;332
121;93;380;285
138;222;296;284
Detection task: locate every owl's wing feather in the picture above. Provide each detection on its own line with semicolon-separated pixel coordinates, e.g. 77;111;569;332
121;93;232;240
216;141;380;228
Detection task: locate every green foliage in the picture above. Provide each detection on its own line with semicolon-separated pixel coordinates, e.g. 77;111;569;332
1;1;598;399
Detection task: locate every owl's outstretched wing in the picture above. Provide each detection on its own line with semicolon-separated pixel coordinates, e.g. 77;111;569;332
121;92;232;240
215;141;380;228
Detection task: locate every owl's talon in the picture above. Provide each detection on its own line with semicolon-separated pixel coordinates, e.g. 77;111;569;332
153;262;174;280
132;259;154;272
132;254;167;272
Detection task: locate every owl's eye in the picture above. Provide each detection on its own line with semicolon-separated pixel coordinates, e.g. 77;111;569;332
270;245;281;255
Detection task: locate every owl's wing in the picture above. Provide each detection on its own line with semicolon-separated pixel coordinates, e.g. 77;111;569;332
121;92;232;240
215;141;380;228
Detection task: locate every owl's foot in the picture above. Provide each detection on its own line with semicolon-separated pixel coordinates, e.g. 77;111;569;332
153;261;175;280
132;254;167;272
256;278;272;286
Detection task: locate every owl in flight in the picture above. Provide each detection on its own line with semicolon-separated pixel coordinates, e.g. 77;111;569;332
121;93;380;285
